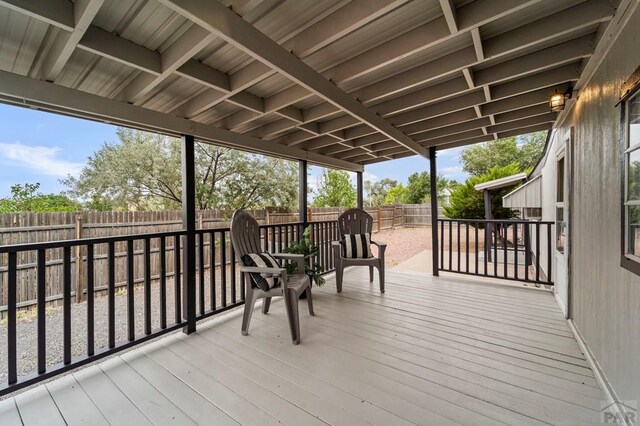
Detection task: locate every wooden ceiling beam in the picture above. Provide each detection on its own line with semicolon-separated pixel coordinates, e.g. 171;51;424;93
160;0;430;159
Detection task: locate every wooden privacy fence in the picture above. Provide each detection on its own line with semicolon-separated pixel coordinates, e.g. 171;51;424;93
0;205;441;313
269;204;443;231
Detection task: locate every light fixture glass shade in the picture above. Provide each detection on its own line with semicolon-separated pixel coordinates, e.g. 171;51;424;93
549;92;565;112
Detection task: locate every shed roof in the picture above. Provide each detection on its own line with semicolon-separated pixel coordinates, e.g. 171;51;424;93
474;172;527;191
0;0;618;171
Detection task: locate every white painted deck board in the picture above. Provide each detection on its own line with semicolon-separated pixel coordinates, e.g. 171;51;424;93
2;268;606;425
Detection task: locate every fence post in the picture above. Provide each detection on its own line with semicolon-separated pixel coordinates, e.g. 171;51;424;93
377;207;382;233
75;214;85;303
308;209;313;223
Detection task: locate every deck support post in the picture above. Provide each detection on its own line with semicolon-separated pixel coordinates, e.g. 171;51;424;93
429;147;439;277
181;134;197;334
299;160;308;231
356;170;364;210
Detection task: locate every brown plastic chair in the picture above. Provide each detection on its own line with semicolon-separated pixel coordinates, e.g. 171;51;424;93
332;208;386;293
230;210;313;345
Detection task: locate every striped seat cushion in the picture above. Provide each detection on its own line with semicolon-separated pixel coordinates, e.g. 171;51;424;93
240;252;281;291
342;233;372;259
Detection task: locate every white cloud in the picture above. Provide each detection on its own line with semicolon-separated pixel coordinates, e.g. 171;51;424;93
0;142;83;177
438;147;464;157
363;171;379;182
441;166;463;175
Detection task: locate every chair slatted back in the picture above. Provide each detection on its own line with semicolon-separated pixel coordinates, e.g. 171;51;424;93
337;208;373;238
230;210;262;259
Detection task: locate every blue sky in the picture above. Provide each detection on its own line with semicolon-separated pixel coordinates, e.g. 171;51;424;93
0;104;468;198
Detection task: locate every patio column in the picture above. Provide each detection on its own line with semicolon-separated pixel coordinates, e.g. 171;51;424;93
429;147;439;277
356;171;364;210
299;160;308;227
181;134;197;334
299;159;308;241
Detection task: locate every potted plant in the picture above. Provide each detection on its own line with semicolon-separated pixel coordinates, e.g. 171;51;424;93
283;226;325;288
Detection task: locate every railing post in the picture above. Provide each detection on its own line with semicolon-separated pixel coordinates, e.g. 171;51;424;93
429;147;439;277
356;170;363;210
181;134;197;334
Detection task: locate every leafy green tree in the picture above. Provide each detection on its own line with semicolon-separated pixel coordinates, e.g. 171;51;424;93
63;127;298;211
364;178;398;206
444;163;521;219
404;172;429;204
460;131;546;176
311;169;356;207
403;172;457;204
0;183;81;213
384;184;407;204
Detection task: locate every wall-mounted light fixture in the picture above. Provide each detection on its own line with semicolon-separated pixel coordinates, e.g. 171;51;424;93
549;86;573;112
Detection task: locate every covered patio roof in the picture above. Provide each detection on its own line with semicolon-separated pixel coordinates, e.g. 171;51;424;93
0;0;618;171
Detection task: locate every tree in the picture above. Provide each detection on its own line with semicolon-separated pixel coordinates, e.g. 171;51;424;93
384;184;407;204
311;169;356;207
365;178;398;206
460;131;546;176
444;163;521;220
63;127;298;211
0;183;81;213
404;172;429;204
403;172;457;204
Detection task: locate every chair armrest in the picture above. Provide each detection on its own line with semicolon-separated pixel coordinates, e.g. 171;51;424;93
271;253;303;260
271;253;304;274
239;266;285;276
371;240;387;257
240;266;288;291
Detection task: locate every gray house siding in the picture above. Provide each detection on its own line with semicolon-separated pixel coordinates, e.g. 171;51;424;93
549;3;640;406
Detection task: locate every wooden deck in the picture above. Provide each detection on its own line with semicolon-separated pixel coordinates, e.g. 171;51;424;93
0;268;605;425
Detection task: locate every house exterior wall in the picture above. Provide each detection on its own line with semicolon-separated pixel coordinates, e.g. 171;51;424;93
539;4;640;406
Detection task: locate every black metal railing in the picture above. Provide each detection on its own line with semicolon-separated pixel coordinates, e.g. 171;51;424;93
437;219;554;285
0;220;337;396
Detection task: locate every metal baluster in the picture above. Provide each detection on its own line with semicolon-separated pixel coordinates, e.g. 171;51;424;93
475;223;479;274
503;224;508;278
7;252;17;384
535;224;541;283
493;223;498;277
159;237;167;329
37;249;46;374
63;247;72;364
547;224;552;284
87;244;95;355
198;233;205;315
108;242;116;348
144;237;152;335
230;243;237;304
448;220;452;271
127;240;135;341
440;220;444;270
457;221;461;272
174;234;182;324
514;224;519;281
221;231;227;307
209;231;216;311
465;223;469;273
